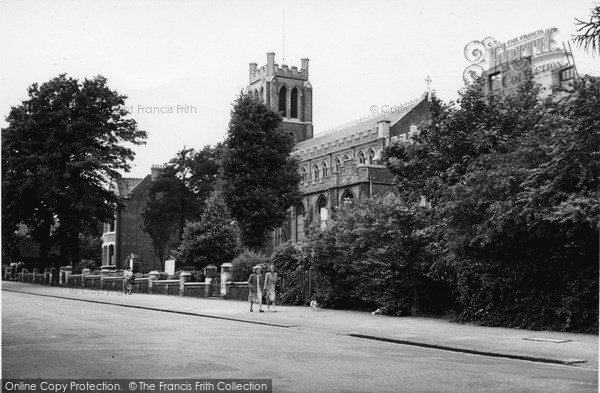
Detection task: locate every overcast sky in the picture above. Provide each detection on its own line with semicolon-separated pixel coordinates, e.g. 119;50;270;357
1;0;599;178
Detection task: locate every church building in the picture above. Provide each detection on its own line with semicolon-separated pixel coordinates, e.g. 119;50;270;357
247;53;431;249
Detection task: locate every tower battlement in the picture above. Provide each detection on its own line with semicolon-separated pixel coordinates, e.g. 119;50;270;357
249;53;309;84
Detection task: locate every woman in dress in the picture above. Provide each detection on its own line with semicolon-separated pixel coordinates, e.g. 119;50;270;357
247;266;264;312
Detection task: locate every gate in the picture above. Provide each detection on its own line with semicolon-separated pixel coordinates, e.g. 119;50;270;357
208;276;221;297
280;268;315;301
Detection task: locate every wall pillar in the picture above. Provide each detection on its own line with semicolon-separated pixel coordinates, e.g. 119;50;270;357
64;266;72;286
220;263;233;297
82;268;90;288
179;271;191;296
148;270;159;294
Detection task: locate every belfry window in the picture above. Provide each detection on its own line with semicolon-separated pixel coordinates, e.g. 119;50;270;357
279;86;287;116
290;87;299;119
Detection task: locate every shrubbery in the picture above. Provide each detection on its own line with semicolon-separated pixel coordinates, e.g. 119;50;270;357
272;197;453;315
231;250;268;282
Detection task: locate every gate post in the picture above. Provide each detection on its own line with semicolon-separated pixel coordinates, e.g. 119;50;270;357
179;271;191;296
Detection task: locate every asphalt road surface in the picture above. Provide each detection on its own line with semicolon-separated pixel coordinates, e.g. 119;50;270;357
2;291;597;393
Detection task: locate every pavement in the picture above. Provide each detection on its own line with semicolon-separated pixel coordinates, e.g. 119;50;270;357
2;281;598;370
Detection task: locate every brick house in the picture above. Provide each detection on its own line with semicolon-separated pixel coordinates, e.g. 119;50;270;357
101;166;169;273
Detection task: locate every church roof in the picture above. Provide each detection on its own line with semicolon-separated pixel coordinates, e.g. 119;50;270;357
294;96;426;151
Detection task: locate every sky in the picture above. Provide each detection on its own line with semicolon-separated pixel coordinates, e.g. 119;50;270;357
1;0;599;178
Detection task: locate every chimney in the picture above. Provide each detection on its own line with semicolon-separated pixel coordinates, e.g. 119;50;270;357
150;165;164;181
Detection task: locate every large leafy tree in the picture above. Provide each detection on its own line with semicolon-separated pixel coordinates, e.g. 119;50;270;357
141;145;221;268
322;197;432;315
220;93;301;250
2;74;146;268
174;191;239;269
383;74;599;332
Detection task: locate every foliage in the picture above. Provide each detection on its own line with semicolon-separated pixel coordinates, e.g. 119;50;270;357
142;145;221;267
230;250;268;282
173;191;240;269
2;74;146;268
220;93;301;250
78;233;102;267
382;74;599;332
77;259;99;273
270;197;445;314
1;224;28;265
270;241;313;305
573;5;600;56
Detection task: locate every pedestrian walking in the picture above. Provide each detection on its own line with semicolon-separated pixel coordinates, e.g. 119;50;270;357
123;267;133;295
248;265;264;312
264;265;278;312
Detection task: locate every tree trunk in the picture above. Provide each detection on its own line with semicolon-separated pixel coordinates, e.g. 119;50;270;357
411;272;419;317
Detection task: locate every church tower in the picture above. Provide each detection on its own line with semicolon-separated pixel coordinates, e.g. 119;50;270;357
248;52;313;143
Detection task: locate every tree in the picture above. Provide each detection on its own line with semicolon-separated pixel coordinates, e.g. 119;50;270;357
141;145;221;268
573;5;600;56
2;74;146;268
220;93;301;250
383;74;599;332
174;191;239;269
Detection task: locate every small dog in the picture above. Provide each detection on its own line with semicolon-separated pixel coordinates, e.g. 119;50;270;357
310;299;319;311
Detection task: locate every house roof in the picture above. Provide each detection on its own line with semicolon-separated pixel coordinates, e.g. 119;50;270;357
117;177;145;197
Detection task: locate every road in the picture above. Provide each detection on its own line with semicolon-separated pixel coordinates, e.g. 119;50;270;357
2;290;597;393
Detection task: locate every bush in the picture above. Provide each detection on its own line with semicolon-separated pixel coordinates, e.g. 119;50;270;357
231;250;268;282
77;259;98;272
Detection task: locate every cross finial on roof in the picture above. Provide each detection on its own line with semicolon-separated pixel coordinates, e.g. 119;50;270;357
425;76;433;100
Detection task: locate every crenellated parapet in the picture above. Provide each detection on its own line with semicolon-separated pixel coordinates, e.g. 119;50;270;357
249;53;309;84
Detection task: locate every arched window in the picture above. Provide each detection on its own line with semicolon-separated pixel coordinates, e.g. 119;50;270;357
316;196;328;228
254;90;259;100
368;149;375;164
341;189;355;203
278;86;287;116
300;167;308;182
317;196;327;211
358;151;366;164
295;203;305;242
322;161;329;177
108;244;115;266
260;86;264;101
343;154;351;162
334;157;341;173
290;87;299;119
313;163;320;180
